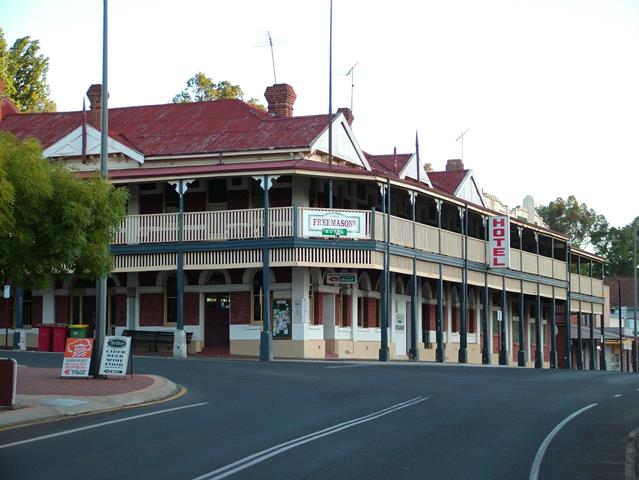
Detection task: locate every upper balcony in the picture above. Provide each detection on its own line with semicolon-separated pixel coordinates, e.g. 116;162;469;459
112;206;603;298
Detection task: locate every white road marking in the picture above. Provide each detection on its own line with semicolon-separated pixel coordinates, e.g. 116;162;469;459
193;396;429;480
614;394;622;398
0;402;208;450
529;403;598;480
325;364;367;369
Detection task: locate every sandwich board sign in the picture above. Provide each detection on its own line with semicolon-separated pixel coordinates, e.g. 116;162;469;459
61;338;94;378
99;336;132;376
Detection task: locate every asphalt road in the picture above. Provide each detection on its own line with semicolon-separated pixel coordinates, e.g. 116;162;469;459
1;351;638;480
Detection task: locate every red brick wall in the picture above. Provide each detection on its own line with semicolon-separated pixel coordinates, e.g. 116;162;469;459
313;292;323;325
139;194;162;214
32;296;43;325
139;293;164;326
55;296;69;323
227;191;249;210
468;309;476;333
115;294;127;326
185;192;206;212
342;295;351;327
365;298;378;328
184;292;199;325
231;291;250;324
0;299;12;327
451;307;459;332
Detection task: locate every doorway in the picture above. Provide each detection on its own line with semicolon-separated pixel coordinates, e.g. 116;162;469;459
204;294;230;349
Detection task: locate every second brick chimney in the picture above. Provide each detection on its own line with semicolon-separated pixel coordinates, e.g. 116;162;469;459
264;83;296;117
446;159;464;171
337;107;354;126
86;84;104;130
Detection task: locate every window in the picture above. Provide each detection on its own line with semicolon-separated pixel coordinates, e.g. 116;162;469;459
164;183;179;213
166;274;177;325
252;271;264;324
208;179;227;204
251;179;264;209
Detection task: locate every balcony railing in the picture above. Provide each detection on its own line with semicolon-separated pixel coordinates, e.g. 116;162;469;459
110;207;607;296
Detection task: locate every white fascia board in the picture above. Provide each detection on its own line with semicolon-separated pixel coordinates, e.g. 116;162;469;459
399;153;433;188
43;125;144;164
309;113;371;171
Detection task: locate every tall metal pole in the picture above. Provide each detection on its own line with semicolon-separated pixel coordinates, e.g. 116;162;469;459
619;279;624;371
458;205;468;364
565;244;572;369
535;234;542;368
259;175;273;361
589;312;595;370
379;183;389;361
634;222;637;372
600;307;607;371
409;191;418;361
94;0;109;377
435;200;444;363
481;217;490;365
576;258;583;370
499;276;507;365
518;228;525;367
550;287;557;368
327;0;333;209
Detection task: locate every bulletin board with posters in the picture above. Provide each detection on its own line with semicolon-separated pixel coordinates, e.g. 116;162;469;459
272;299;291;339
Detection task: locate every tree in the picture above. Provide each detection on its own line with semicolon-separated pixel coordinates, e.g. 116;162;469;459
172;72;264;109
0;132;127;290
596;219;639;277
0;28;56;112
537;195;609;251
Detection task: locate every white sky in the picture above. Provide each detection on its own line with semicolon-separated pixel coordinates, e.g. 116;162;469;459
2;0;638;227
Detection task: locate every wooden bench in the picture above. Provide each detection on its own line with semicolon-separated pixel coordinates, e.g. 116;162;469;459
122;330;193;352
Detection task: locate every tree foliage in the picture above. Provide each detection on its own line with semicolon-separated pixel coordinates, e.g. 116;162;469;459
537;195;609;251
0;132;127;289
597;220;639;277
0;28;56;112
172;72;264;109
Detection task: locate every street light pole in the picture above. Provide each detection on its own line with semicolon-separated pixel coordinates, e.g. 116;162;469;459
634;222;637;372
619;279;624;372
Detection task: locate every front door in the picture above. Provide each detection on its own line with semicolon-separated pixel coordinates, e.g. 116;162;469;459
204;294;230;349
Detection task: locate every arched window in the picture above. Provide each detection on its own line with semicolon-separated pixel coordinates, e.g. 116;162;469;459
207;271;226;285
166;274;178;324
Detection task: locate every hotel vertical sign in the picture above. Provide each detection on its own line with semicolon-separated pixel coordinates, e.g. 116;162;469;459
489;216;510;268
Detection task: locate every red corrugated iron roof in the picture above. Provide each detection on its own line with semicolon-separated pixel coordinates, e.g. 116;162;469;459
364;152;412;176
0;99;330;157
428;169;468;195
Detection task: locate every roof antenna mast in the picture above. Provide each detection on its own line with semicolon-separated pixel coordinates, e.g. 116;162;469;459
267;31;277;84
455;128;470;161
345;61;359;112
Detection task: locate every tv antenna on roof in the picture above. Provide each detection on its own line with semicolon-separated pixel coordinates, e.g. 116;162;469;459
345;61;359;111
455;128;470;161
256;31;284;84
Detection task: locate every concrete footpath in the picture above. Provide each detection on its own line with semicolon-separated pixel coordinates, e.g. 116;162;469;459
0;364;179;429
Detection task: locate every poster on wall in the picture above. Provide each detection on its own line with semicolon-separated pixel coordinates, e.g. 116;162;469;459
61;338;94;378
272;300;291;339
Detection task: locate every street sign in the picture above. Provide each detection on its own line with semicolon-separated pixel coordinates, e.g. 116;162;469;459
61;338;94;378
322;228;348;236
3;285;9;299
326;273;358;285
99;336;132;376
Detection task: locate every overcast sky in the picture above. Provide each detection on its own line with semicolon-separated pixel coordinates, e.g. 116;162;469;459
2;0;638;227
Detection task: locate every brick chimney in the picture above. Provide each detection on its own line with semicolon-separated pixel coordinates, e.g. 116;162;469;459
86;84;104;130
337;107;354;126
446;159;464;171
264;83;296;117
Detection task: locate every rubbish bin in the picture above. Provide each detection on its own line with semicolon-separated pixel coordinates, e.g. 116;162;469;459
36;324;53;351
68;324;89;338
52;324;69;352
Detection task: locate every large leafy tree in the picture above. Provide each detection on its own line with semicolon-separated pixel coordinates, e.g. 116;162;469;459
537;195;609;251
172;71;264;109
0;28;55;112
597;219;639;277
0;132;127;289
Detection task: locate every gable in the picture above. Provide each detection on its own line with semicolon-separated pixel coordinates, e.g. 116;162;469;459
310;114;370;170
455;171;485;206
42;124;144;164
399;153;433;187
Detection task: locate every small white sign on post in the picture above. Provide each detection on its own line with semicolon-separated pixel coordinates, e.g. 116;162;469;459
99;336;132;376
3;285;9;299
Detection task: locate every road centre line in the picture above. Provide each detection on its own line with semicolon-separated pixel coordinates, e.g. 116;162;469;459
0;402;209;450
193;396;428;480
325;364;367;369
614;394;622;398
529;403;598;480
